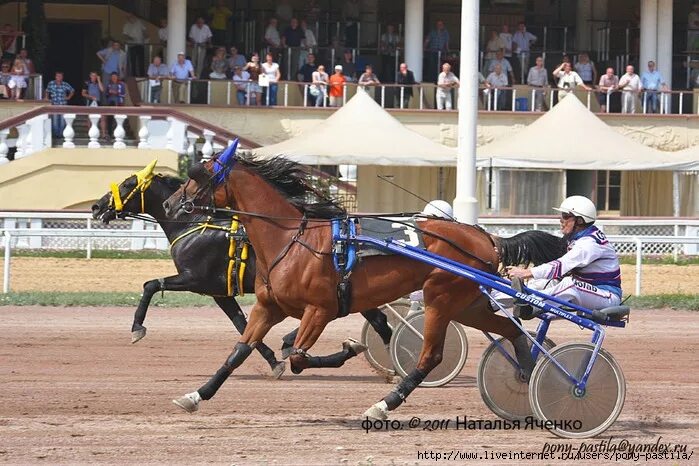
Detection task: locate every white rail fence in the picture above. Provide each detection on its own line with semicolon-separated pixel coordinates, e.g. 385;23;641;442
1;212;698;296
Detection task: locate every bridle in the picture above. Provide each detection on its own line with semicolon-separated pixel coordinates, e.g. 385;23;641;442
108;160;158;219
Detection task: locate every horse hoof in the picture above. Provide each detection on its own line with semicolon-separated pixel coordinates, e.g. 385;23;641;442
363;401;389;421
271;361;286;379
172;392;200;413
343;337;368;355
131;327;147;344
281;346;293;360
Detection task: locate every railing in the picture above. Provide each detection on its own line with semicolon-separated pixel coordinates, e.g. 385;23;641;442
0;74;43;100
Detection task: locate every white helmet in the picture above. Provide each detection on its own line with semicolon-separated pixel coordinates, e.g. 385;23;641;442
422;200;454;220
553;195;597;223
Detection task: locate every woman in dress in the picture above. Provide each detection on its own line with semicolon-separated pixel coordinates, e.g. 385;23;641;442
243;52;263;105
8;58;28;100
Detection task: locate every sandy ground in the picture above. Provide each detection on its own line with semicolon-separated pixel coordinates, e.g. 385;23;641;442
0;306;697;465
2;257;699;295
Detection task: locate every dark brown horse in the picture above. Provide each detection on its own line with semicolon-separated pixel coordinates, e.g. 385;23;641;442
163;154;565;418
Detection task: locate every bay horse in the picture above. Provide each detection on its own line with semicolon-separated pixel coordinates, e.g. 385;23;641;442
162;152;566;418
91;159;394;380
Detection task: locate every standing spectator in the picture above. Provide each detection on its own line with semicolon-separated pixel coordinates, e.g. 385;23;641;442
123;13;147;77
499;24;513;64
310;64;329;106
395;62;416;109
436;62;459;110
640;60;666;114
105;72;126;106
339;49;357;82
7;58;28;100
170;51;196;104
512;22;536;84
281;17;303;48
618;65;641;113
208;0;232;46
158;19;168;59
298;19;317;70
261;52;281;106
81;71;107;139
328;64;346;107
276;0;294;31
483;30;504;75
227;46;247;72
358;64;380;99
209;47;229;79
597;67;619;113
243;52;262;105
264;18;281;50
488;50;515;85
147;55;169;103
97;40;127;84
424;20;449;83
526;56;548;111
485;64;508;110
45;71;75;138
0;62;10;99
380;24;400;82
232;65;251;105
0;24;18;61
574;52;597;86
188;17;212;78
17;48;34;75
343;0;361;49
297;52;317;103
689;3;699;51
553;62;590;100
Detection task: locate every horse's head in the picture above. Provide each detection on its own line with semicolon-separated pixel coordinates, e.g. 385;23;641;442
163;140;238;219
92;159;159;223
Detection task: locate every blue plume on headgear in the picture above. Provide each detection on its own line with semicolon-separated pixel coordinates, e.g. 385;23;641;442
212;139;239;185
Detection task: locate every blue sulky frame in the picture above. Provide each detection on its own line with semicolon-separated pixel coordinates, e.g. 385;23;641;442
333;226;627;392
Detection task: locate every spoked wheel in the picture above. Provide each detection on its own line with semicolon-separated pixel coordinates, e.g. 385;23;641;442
361;299;410;374
390;310;468;388
477;332;556;421
529;342;626;439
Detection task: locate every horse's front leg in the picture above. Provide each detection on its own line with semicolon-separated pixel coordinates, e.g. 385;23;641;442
131;273;193;343
172;302;286;413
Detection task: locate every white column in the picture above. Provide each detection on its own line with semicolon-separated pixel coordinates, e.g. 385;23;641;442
404;0;424;82
113;115;127;149
0;129;9;164
576;0;592;52
201;130;215;161
640;0;658;75
592;0;609;55
87;114;101;149
167;0;187;70
657;0;673;90
453;0;479;224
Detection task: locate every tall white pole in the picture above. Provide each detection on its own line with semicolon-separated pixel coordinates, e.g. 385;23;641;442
639;0;658;74
453;0;479;223
404;0;424;82
656;0;673;90
167;0;187;69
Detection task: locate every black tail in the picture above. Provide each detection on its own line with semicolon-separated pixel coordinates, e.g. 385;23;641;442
496;230;567;268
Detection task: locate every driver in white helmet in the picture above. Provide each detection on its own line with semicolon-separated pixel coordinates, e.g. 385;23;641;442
420;200;454;220
507;195;622;313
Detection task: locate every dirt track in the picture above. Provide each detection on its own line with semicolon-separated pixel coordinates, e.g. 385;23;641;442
0;306;697;464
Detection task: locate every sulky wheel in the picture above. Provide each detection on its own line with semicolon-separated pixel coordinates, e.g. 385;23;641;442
389;310;468;388
528;342;626;439
361;299;411;375
477;331;556;421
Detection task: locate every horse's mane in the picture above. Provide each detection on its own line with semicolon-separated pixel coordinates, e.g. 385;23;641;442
497;230;567;267
155;174;185;192
237;153;347;219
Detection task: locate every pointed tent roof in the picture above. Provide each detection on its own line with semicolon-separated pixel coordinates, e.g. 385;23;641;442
254;89;457;166
476;95;699;171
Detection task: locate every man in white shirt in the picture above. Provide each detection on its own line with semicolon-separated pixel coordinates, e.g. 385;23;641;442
499;24;513;60
188;17;212;77
123;13;147;77
486;63;508;110
526;56;548;111
618;65;641;113
512;22;537;84
552;62;590;101
170;52;196;104
264;18;281;49
436;62;459;110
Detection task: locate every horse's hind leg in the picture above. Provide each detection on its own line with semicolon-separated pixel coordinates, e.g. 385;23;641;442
213;297;285;378
287;306;338;374
172;302;286;413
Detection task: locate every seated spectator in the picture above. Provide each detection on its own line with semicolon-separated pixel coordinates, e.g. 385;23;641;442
436;62;459;110
105;72;126;106
232;65;251;105
488;50;515;85
209;47;229;79
227;46;247;72
395;62;416;108
170;51;196;104
264;18;281;49
243;52;262;105
0;62;10;99
7;57;28;100
328;64;346;107
597;67;619;113
310;64;329;106
574;52;597;86
339;49;357;82
17;48;34;74
484;30;504;74
147;55;169;103
618;65;641;113
526;56;548;111
640;60;666;114
81;71;107;139
485;63;508;110
553;61;590;101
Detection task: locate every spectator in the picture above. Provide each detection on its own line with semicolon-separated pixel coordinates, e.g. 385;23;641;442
298;19;317;70
689;4;699;51
512;22;536;83
276;0;294;30
123;13;147;77
424;20;449;82
343;0;361;49
526;56;548;111
0;24;18;61
618;65;641;113
208;0;232;46
227;46;247;71
380;24;400;82
395;62;416;109
209;47;229;79
147;55;169;103
304;0;321;24
0;62;10;99
310;64;329;106
264;18;281;50
243;52;262;105
597;67;619;113
7;58;28;100
281;17;303;48
97;40;127;84
158;19;168;58
17;48;34;75
328;64;346;107
485;64;508;110
81;71;107;139
499;24;513;63
488;50;515;85
105;72;126;106
436;62;459;110
45;71;75;138
484;30;504;75
640;60;666;114
358;64;380;99
574;52;597;86
297;52;317;102
553;61;590;101
188;17;212;77
232;65;251;105
170;51;196;104
261;52;280;106
339;49;357;82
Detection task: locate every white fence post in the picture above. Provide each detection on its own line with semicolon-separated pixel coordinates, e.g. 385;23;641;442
634;237;642;296
3;231;11;294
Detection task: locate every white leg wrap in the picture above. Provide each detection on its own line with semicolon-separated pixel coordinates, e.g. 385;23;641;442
363;400;389;420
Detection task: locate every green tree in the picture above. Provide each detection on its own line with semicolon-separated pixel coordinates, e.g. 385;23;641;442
24;0;48;73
